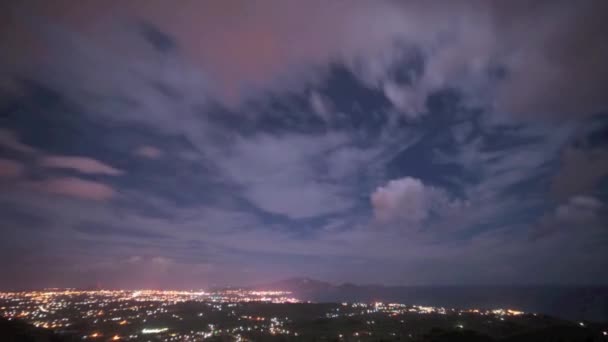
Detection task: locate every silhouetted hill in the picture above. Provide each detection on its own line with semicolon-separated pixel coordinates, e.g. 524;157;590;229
0;318;77;342
416;328;494;342
415;325;607;342
501;324;605;342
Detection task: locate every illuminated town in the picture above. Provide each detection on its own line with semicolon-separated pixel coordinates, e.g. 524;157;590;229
4;288;605;341
0;289;300;341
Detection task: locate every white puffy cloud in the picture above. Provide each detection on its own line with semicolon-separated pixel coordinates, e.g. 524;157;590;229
371;177;451;225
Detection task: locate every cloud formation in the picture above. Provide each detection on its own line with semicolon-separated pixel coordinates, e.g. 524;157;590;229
0;158;23;178
4;0;605;119
134;146;163;159
552;147;608;199
0;0;607;289
534;195;606;239
24;177;116;201
0;129;37;154
215;133;360;219
372;177;446;225
40;155;123;176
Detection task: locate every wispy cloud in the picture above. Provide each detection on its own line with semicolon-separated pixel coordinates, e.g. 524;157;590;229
23;177;116;201
0;158;23;178
533;195;606;240
552;147;608;199
134;145;163;159
0;128;38;154
40;155;123;175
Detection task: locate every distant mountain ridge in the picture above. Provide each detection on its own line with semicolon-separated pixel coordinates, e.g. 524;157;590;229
254;277;388;292
254;277;334;293
252;278;608;322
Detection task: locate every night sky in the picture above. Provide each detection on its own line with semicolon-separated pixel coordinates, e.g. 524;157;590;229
1;1;607;290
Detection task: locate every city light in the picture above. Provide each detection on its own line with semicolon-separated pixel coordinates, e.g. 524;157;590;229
141;328;168;334
0;289;535;342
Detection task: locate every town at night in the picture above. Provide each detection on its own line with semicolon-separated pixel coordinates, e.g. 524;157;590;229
4;288;607;341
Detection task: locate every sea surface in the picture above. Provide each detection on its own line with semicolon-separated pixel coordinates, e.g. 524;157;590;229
305;286;608;322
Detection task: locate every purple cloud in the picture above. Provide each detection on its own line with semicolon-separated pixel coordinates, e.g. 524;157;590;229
552;147;608;199
0;0;607;289
24;177;117;201
534;195;606;239
0;158;24;178
134;145;163;159
0;128;37;154
40;155;123;176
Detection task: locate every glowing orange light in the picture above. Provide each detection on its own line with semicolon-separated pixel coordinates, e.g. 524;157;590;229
90;332;101;338
507;309;524;316
111;335;120;341
119;320;128;325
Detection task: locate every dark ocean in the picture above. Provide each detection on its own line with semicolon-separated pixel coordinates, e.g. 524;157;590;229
306;286;608;322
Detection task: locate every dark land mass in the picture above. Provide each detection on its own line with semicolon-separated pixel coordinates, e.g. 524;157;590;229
3;301;608;341
0;317;79;342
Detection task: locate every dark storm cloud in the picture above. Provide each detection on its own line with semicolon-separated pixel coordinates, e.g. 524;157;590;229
489;1;608;119
552;147;608;200
0;0;607;289
139;22;177;53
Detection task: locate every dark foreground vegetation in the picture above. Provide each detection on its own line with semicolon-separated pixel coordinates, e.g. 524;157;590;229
2;301;608;341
